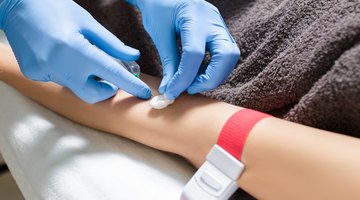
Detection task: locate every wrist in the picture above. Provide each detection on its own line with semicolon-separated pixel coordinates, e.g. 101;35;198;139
181;109;272;199
177;102;243;167
187;109;271;167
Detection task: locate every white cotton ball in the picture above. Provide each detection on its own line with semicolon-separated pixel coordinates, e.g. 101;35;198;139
149;94;175;109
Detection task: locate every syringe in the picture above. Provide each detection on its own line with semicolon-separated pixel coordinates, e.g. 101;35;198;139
95;46;141;78
119;61;141;78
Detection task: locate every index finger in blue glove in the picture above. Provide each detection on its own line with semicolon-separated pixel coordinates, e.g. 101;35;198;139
164;20;206;100
68;77;119;104
187;35;240;94
49;69;118;104
87;46;152;99
82;19;140;61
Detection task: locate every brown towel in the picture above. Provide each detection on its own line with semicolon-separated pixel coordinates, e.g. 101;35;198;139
75;0;360;199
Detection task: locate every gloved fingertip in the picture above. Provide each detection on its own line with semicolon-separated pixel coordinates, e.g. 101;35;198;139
121;45;141;61
131;48;141;58
158;70;175;94
164;91;177;101
137;86;153;100
187;86;202;95
158;77;171;94
158;85;166;94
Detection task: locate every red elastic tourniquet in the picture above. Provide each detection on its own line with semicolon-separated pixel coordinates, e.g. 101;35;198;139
217;109;271;161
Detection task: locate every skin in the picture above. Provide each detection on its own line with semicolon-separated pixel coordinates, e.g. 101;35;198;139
1;44;360;199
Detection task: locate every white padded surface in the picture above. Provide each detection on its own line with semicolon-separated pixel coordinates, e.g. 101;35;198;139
0;36;195;199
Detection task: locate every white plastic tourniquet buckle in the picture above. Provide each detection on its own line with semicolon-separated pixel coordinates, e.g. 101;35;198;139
181;144;244;200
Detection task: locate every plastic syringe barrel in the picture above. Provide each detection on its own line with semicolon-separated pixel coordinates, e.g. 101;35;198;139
120;61;141;78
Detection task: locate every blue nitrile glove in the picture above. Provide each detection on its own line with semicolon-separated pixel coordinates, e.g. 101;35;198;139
127;0;240;100
0;0;152;104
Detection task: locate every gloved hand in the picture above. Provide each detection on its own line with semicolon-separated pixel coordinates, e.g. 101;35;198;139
127;0;240;100
0;0;152;103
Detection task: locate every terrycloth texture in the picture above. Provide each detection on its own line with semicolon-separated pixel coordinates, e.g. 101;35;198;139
75;0;360;199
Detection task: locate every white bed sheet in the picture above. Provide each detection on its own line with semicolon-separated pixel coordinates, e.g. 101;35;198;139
0;37;195;199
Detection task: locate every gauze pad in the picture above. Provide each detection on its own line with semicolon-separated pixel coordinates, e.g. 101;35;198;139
150;94;175;109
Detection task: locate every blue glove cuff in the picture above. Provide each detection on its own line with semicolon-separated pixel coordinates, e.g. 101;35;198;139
0;0;21;30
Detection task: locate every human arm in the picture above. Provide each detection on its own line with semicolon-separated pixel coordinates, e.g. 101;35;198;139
1;44;360;199
0;0;151;103
0;43;234;166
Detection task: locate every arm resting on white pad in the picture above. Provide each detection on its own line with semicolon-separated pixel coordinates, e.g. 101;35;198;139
0;81;195;200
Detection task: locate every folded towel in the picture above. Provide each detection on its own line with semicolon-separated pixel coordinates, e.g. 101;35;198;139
75;0;360;199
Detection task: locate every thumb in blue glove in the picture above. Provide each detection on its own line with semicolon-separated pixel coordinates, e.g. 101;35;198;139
128;0;240;100
0;0;152;103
